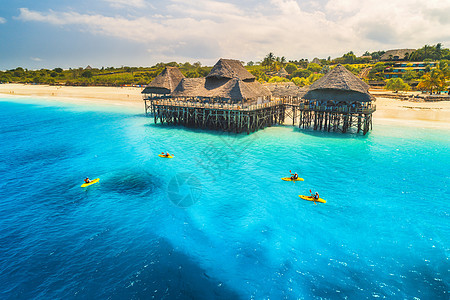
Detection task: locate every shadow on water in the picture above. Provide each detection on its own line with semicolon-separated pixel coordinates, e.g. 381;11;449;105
143;122;259;136
101;168;162;197
290;126;370;139
110;237;242;300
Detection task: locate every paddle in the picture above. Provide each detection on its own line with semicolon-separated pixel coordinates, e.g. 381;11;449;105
310;189;317;205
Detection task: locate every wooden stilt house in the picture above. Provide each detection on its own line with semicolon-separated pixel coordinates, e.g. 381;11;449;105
144;59;287;133
142;61;376;135
142;66;185;114
297;64;376;134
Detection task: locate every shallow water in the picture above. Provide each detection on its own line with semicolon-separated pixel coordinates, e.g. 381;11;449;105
0;97;449;299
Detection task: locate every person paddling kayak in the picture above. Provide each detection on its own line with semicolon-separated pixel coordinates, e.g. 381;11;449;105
289;170;299;180
310;191;319;200
84;177;91;183
161;152;171;157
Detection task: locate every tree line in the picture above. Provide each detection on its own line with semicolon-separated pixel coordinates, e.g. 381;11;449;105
0;62;212;87
1;43;449;93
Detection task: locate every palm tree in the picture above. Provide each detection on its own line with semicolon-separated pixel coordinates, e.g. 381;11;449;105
417;69;445;94
264;53;276;71
423;44;432;60
435;43;442;60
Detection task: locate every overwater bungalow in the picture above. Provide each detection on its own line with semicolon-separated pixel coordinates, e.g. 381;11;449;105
171;58;271;106
142;67;185;95
142;61;376;135
143;59;281;133
297;64;376;134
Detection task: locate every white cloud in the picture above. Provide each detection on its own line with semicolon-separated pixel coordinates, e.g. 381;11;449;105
14;0;450;64
0;17;6;24
31;57;43;61
103;0;147;8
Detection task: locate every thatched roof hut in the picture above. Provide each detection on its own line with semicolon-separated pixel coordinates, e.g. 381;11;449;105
172;58;270;102
264;82;307;98
206;58;255;81
380;49;415;61
277;68;288;77
311;58;322;65
142;66;185;94
303;64;375;102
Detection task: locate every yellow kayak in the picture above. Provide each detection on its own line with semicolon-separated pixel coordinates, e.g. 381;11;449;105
299;195;326;203
158;154;174;158
81;178;100;187
281;177;304;181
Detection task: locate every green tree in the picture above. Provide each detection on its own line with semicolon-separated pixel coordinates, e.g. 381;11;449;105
32;76;42;83
0;74;12;82
13;67;25;78
343;51;357;64
284;63;298;74
307;63;321;73
344;64;361;75
385;78;411;92
402;69;418;81
417;69;446;94
306;73;324;84
263;52;276;70
437;60;450;79
268;76;289;83
292;69;312;78
186;70;200;78
81;70;93;78
368;62;386;80
291;77;309;86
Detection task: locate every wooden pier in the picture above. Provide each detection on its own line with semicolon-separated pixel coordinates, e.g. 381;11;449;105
145;97;375;135
284;101;376;134
145;98;285;134
141;61;377;135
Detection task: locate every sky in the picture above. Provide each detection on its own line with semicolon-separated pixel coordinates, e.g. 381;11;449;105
0;0;449;69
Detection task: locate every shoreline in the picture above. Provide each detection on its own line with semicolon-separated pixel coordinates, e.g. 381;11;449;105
1;83;449;130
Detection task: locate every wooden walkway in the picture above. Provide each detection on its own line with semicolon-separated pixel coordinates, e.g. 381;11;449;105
144;97;376;135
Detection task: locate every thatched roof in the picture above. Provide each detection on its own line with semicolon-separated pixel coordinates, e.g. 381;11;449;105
380;49;415;61
303;64;374;102
170;58;270;101
311;58;322;65
277;68;288;77
206;59;255;81
142;67;185;94
264;82;307;98
172;77;270;101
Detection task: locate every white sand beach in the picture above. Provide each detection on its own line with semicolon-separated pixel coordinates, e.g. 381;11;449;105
1;84;449;129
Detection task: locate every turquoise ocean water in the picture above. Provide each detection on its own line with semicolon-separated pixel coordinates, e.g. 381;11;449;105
0;96;448;299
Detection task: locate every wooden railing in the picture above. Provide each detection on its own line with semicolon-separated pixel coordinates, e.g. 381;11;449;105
291;104;377;114
147;99;285;111
145;98;376;114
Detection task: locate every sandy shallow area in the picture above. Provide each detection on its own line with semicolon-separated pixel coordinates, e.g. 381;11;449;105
1;84;449;129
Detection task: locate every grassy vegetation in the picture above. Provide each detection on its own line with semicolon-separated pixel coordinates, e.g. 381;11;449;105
0;63;212;87
1;44;449;93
